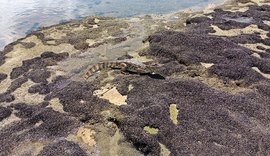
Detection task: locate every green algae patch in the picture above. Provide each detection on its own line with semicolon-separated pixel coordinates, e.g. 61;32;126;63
10;141;45;156
94;124;142;156
144;126;159;134
159;143;171;156
169;104;179;125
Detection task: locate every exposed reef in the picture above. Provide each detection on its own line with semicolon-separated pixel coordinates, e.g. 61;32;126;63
1;0;270;155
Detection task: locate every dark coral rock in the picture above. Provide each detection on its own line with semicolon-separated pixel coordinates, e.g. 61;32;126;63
89;42;106;48
255;84;270;97
20;42;36;49
26;69;50;83
257;45;266;50
40;51;69;61
44;78;111;120
263;38;270;46
0;93;15;103
74;42;89;50
259;136;270;155
258;23;270;31
32;32;46;43
186;16;212;25
215;20;251;30
6;76;28;93
237;0;253;3
22;57;44;69
253;59;270;74
87;18;96;25
13;104;78;135
147;29;270;84
117;54;134;60
154;61;185;76
28;83;50;95
64;32;90;46
38;140;88;156
10;52;68;81
31;52;67;68
208;63;264;84
185;4;270;37
148;31;252;64
229;34;263;44
112;37;127;44
27;110;79;138
259;52;270;58
119;117;161;155
0;55;6;66
3;44;14;53
0;103;80;156
0;106;12;121
10;66;29;79
13;103;36;118
0;73;7;83
12;102;48;119
117;78;270;155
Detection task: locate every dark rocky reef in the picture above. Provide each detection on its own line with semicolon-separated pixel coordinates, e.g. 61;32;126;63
1;2;270;156
44;77;113;120
0;93;15;103
19;42;36;49
0;102;81;156
186;5;270;33
0;51;69;103
147;30;268;85
147;4;270;86
0;73;7;83
10;51;69;80
115;77;270;155
0;106;12;121
113;4;270;155
38;140;88;156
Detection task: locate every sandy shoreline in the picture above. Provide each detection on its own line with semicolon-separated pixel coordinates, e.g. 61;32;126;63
0;0;270;155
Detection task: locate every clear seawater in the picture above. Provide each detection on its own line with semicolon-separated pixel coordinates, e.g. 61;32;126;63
0;0;223;50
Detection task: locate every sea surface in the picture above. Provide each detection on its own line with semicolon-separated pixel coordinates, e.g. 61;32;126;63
0;0;223;50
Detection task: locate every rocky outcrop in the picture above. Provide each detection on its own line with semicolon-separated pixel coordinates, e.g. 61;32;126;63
0;0;270;155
